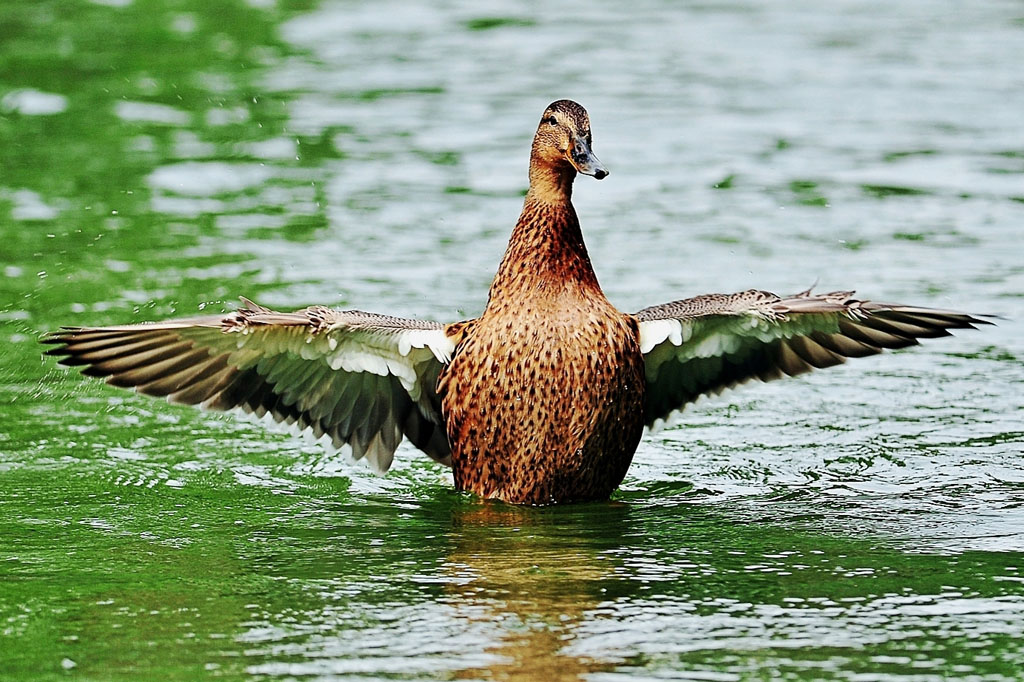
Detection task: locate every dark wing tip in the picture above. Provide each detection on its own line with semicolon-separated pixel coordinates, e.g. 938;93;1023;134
970;314;1000;326
41;330;76;357
44;346;72;360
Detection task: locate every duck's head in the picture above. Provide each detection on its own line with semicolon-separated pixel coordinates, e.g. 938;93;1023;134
530;100;608;184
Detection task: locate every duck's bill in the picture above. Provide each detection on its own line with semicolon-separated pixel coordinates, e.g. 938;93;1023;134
567;136;608;179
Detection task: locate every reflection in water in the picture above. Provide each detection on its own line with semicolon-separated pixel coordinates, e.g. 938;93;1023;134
224;496;1024;679
444;503;632;681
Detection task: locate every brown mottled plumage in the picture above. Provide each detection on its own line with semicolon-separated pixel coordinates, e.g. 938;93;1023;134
42;100;991;505
440;112;644;500
439;101;644;503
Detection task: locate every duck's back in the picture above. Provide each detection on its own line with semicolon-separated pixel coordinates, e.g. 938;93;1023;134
440;291;645;504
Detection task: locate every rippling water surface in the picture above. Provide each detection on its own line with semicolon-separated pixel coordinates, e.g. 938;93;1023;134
2;1;1023;680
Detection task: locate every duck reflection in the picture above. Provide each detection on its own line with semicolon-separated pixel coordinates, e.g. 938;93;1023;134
443;501;634;681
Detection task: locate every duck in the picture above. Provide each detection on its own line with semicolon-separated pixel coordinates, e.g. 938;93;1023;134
44;99;989;505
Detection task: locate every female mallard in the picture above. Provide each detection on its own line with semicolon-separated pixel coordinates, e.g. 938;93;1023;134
44;100;988;505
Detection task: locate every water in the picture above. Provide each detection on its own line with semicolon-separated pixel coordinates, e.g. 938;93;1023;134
2;0;1023;679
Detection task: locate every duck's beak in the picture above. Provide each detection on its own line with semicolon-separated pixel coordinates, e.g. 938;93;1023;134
567;134;608;180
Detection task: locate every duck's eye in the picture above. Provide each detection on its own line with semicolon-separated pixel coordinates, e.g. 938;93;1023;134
543;116;558;126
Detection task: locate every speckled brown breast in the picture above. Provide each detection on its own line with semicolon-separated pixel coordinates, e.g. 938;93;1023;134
437;191;646;504
439;301;645;504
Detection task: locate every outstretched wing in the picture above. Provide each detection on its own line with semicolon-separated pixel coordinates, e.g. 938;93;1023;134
43;299;455;472
634;289;991;428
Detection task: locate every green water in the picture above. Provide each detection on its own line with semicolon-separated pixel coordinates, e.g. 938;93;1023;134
2;0;1023;680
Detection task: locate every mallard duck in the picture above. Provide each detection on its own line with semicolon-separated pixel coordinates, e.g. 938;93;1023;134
44;100;989;505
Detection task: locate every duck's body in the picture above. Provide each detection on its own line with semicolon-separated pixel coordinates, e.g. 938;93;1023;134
441;177;645;503
43;100;990;505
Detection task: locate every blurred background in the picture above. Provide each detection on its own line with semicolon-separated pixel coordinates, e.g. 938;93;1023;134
1;1;1022;680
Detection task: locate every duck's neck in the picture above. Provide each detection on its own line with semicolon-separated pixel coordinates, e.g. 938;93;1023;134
485;171;603;311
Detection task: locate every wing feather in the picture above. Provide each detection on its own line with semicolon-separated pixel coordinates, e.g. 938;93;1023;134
810;329;879;358
43;299;456;472
136;354;231;398
787;334;844;370
109;346;217;389
170;363;236;406
330;371;365;438
635;289;991;427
